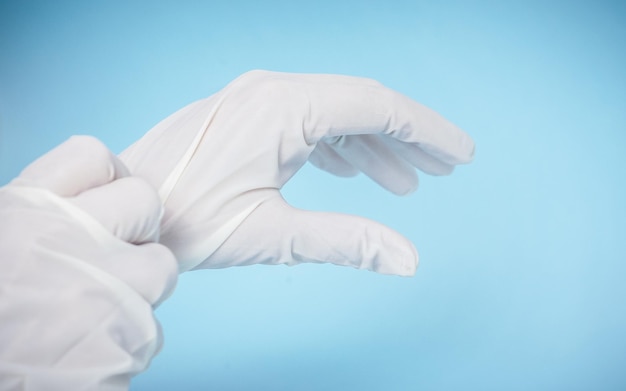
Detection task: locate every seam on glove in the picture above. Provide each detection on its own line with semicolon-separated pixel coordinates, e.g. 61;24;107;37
179;200;264;273
158;93;229;204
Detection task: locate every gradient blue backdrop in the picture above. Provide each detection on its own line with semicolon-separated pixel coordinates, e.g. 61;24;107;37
1;1;625;390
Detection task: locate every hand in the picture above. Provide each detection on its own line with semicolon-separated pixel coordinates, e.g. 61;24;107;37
121;70;474;275
0;136;177;390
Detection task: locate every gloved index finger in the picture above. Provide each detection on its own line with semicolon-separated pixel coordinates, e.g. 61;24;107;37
13;135;130;197
276;72;475;166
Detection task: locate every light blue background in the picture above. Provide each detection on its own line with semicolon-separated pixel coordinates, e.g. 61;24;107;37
1;1;625;390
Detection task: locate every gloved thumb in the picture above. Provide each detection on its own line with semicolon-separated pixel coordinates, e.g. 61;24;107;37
199;196;418;276
69;176;163;244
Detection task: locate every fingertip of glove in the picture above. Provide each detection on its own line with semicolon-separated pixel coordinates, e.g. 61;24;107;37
454;133;476;165
386;242;419;277
359;225;419;277
388;177;419;196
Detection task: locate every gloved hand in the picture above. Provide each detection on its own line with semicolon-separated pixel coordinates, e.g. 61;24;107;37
121;70;475;275
0;136;177;391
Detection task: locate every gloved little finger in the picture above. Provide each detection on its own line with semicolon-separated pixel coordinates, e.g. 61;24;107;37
69;177;163;244
13;135;130;196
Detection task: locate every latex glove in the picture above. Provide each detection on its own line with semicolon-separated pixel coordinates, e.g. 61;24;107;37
121;70;474;275
0;136;177;391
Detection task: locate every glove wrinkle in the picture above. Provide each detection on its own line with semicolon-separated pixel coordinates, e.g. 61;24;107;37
158;92;229;204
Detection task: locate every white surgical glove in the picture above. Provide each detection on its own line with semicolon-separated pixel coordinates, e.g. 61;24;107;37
0;136;178;390
121;70;475;275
